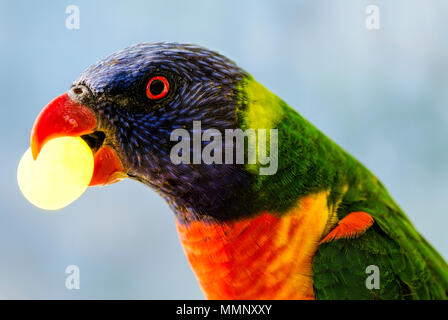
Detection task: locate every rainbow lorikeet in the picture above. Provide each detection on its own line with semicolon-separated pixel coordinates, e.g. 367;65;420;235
30;43;448;299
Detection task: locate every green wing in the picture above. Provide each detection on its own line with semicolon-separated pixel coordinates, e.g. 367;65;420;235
313;182;448;300
236;79;448;299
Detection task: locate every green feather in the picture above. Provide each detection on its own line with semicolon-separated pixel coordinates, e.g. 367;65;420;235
236;75;448;299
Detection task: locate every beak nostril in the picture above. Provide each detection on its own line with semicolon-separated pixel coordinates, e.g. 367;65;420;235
70;85;91;100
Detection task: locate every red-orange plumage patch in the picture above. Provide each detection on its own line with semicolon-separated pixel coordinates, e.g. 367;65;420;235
176;191;331;300
319;211;374;244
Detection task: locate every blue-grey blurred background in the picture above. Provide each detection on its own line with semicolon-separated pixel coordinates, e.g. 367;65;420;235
0;0;447;299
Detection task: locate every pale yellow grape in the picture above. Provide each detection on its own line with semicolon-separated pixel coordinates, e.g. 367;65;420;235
17;137;94;211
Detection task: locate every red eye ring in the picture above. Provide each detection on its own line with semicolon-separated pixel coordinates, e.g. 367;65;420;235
146;76;170;100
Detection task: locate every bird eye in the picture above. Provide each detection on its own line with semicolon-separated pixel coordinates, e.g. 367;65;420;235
146;76;169;100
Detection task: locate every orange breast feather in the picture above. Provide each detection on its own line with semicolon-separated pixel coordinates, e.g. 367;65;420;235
176;191;331;300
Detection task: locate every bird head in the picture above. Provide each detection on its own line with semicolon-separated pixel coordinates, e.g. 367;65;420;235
31;43;257;220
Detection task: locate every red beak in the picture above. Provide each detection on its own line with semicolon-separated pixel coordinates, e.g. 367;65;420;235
31;93;125;186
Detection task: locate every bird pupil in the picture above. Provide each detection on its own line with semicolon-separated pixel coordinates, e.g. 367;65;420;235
150;79;165;96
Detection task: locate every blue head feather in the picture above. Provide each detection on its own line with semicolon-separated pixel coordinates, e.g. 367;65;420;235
70;42;254;220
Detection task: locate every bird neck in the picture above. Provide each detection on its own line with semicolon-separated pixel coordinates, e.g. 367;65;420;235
175;191;333;299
